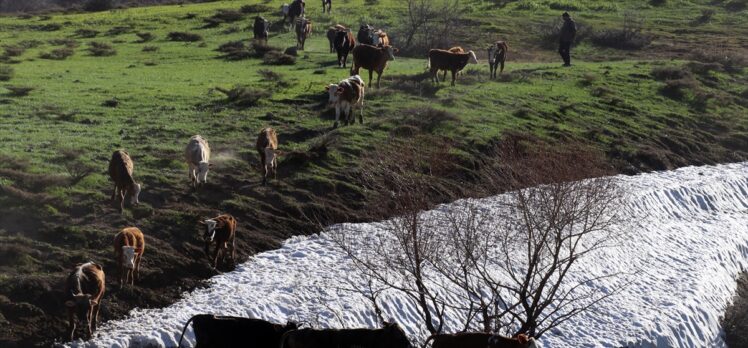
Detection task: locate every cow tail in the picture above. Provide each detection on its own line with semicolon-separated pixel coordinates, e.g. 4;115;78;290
177;315;196;348
423;334;437;348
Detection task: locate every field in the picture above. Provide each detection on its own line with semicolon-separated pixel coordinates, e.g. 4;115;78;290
0;0;746;345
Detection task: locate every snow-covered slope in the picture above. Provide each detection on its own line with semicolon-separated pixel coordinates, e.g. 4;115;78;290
78;163;748;348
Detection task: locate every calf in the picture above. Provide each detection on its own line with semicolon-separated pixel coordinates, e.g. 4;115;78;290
357;24;374;45
253;16;270;44
108;150;141;212
295;17;312;50
184;135;211;189
64;262;105;341
334;28;356;68
488;41;509;78
425;332;537;348
322;0;331;13
200;214;237;268
178;314;298;348
280;322;411;348
113;227;145;288
428;48;478;86
351;44;397;88
326;75;365;128
256;127;279;185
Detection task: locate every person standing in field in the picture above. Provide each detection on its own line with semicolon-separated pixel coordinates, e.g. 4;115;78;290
559;12;577;66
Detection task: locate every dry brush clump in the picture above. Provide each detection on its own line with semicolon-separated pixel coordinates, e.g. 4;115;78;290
591;12;652;50
3;45;25;57
136;32;154;43
0;66;14;81
39;47;74;60
73;28;99;38
48;38;79;48
87;41;117;56
214;86;272;107
4;85;34;97
168;32;203;42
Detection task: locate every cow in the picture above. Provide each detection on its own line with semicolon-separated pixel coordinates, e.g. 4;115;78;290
334;28;356;68
326;25;346;53
280;322;411;348
199;214;237;268
184;135;211;189
357;24;374;45
425;332;537;348
253;16;270;44
177;314;298;348
256;127;278;185
373;30;390;47
108;150;141;213
427;48;479;86
322;0;331;13
113;227;145;288
351;44;397;88
64;262;105;341
295;17;312;50
283;0;305;30
326;75;365;128
488;41;509;78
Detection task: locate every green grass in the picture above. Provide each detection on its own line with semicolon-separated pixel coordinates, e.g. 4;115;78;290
0;0;746;345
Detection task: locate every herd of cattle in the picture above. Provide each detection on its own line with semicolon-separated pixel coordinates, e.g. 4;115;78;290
59;0;521;345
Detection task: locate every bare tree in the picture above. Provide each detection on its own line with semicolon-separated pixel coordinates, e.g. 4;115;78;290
397;0;462;55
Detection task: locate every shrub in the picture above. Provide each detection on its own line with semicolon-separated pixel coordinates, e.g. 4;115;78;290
240;4;271;13
84;0;114;12
211;9;244;23
691;50;747;74
651;66;690;80
48;38;78;48
215;86;271;107
183;13;198;20
258;69;291;88
142;45;159;52
262;51;296;65
0;66;14;81
87;42;116;56
592;26;651;50
106;26;132;36
3;46;25;57
659;79;698;100
515;0;542;10
537;19;591;48
694;9;716;24
548;0;584;11
284;46;298;57
725;0;748;11
17;40;43;49
168;32;203;42
217;41;252;60
74;29;99;38
37;23;62;31
5;86;34;97
39;48;74;60
217;40;245;53
649;0;667;6
723;272;748;348
102;98;119;107
136;32;154;43
401;107;459;132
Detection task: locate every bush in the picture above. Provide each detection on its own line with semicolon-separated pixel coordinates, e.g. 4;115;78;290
262;51;296;65
0;66;14;81
240;4;271;13
107;26;132;36
725;0;748;11
691;50;746;74
649;0;667;6
659;79;698;100
136;32;154;43
74;29;99;38
651;66;689;81
142;45;159;52
48;38;78;48
84;0;114;12
3;46;25;57
537;19;591;48
87;42;116;56
591;12;652;50
168;32;203;42
724;272;748;348
211;9;244;22
39;48;74;60
5;86;34;97
17;40;43;49
102;98;119;107
548;0;584;11
215;86;271;107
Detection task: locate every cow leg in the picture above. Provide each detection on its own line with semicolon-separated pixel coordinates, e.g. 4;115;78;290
500;60;505;75
119;189;125;212
111;186;118;201
262;164;268;185
86;309;93;339
376;70;383;88
359;101;364;124
442;70;448;82
451;70;456;86
334;104;341;128
91;303;100;334
135;253;142;283
368;70;374;88
212;244;220;268
68;308;76;341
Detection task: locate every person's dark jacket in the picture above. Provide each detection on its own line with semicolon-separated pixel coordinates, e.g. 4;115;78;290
560;18;577;43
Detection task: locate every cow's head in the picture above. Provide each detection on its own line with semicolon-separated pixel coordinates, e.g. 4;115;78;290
383;45;396;61
326;84;342;105
121;246;136;269
130;183;141;205
467;50;479;64
488;45;497;64
201;218;218;243
65;293;97;323
197;161;210;184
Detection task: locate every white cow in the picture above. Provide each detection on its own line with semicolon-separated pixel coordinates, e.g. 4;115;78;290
326;75;365;128
185;135;211;189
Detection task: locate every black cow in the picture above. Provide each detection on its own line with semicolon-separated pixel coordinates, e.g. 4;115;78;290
357;24;374;45
253;16;269;44
322;0;331;13
178;314;299;348
334;29;356;68
280;322;411;348
284;0;305;30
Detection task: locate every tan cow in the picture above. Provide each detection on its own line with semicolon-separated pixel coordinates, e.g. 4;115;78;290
64;262;105;341
295;17;312;50
185;135;211;189
256;127;279;185
108;150;141;212
113;227;145;288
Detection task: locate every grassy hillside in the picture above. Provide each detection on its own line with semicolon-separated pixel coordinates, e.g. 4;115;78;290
0;0;746;345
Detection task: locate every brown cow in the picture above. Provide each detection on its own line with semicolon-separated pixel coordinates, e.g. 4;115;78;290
295;17;312;50
351;44;397;88
428;49;478;86
108;150;141;213
256;127;278;185
425;332;537;348
199;214;237;268
334;28;356;68
113;227;145;288
64;262;105;341
326;75;365;128
488;41;509;78
280;322;411;348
